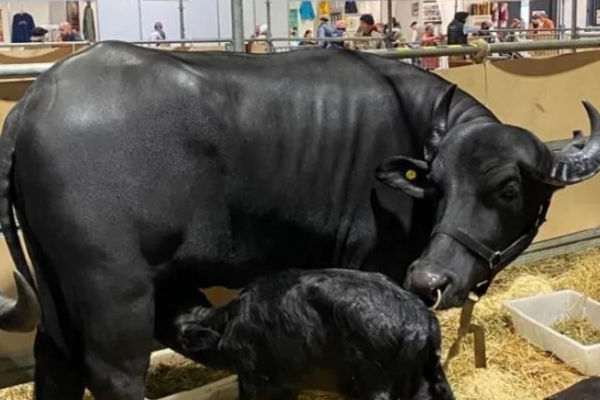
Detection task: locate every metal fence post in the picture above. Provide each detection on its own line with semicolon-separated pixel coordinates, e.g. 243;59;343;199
571;0;578;52
231;0;245;52
178;0;186;40
266;0;273;52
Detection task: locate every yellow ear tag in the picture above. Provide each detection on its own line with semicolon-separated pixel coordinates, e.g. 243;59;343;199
405;169;417;181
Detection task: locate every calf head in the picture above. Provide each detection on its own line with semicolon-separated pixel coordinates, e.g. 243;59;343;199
377;85;600;309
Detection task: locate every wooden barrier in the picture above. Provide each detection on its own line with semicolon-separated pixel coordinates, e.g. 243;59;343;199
435;50;600;242
0;49;600;381
0;46;87;64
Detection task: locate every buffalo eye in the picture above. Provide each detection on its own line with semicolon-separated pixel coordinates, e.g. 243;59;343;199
498;181;520;202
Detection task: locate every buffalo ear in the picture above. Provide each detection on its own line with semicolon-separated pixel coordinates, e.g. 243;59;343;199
376;156;433;199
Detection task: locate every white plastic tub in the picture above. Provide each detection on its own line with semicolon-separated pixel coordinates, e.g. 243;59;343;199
504;289;600;376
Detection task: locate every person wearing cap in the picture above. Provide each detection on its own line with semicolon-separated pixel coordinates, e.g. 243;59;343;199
350;14;383;51
317;14;332;48
31;27;49;42
330;20;348;49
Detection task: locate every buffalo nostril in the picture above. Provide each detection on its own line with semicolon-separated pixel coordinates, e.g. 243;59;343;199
408;269;450;307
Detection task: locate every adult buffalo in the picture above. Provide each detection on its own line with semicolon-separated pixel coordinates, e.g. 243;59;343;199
0;41;599;399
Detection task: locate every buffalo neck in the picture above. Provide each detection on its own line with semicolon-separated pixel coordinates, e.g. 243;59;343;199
357;52;499;156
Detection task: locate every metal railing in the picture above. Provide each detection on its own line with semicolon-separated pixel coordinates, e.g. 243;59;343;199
0;34;599;76
0;37;598;77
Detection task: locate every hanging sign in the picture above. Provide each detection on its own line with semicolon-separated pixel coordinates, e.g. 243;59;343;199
411;2;419;17
288;8;299;32
345;15;360;33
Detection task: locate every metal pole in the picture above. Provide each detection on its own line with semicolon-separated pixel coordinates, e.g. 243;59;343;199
217;0;222;40
266;0;273;52
178;0;186;39
387;0;393;49
6;39;600;78
231;0;245;52
137;0;144;41
571;0;578;46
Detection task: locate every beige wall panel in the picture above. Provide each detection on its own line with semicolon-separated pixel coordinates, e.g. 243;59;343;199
436;51;600;242
0;46;86;64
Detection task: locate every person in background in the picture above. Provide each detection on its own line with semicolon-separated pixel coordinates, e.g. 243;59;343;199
536;11;557;55
251;24;270;53
508;17;524;42
375;23;385;34
330;20;347;49
299;30;315;46
317;14;332;48
149;22;167;46
30;27;48;43
410;21;420;43
421;24;441;70
390;18;404;47
478;20;498;43
250;25;261;39
539;11;555;29
289;26;299;47
57;22;82;42
447;11;480;45
351;14;383;51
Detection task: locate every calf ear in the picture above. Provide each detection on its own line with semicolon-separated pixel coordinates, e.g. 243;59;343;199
376;156;433;199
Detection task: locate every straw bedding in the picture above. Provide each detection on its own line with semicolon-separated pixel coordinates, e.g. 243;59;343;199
1;248;599;399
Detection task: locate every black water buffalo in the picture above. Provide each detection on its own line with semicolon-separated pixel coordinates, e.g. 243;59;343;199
0;41;599;399
176;268;455;400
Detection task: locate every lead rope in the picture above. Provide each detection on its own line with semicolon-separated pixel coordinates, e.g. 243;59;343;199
442;293;487;372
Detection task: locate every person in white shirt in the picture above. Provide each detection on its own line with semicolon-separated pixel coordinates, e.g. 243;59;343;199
149;22;167;46
410;21;420;43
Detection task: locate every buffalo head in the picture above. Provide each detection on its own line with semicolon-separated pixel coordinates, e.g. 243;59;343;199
376;85;600;309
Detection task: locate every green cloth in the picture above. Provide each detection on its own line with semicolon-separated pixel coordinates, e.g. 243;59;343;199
83;4;96;42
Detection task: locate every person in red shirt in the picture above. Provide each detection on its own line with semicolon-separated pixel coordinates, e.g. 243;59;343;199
421;25;441;71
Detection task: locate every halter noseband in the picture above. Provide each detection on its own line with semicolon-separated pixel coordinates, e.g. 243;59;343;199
430;198;551;296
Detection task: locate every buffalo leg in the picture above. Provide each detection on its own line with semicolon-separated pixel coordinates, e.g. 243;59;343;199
33;329;85;400
80;265;155;400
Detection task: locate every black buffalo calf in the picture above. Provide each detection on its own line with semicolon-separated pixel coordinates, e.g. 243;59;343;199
545;377;600;400
175;269;454;400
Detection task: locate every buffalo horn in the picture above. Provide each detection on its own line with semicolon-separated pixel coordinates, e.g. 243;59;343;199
546;100;600;185
0;270;40;332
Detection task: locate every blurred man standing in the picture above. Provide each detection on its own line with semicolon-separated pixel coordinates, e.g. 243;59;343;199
57;22;82;42
351;14;383;50
317;14;332;48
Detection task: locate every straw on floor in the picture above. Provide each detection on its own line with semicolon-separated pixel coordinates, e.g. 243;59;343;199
1;248;599;399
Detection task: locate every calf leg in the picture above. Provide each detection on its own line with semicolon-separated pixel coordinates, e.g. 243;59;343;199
411;362;454;400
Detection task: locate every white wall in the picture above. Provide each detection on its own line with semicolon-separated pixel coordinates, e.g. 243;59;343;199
562;0;588;29
0;1;50;41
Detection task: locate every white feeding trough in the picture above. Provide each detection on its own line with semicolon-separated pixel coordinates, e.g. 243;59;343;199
147;349;238;400
504;289;600;376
